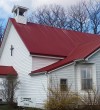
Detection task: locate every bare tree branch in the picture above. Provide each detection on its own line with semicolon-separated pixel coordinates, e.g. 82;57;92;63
28;1;100;35
0;75;20;105
28;5;68;29
84;0;100;34
67;1;89;32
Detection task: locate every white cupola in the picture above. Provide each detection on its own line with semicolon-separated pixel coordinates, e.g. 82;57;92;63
12;5;28;24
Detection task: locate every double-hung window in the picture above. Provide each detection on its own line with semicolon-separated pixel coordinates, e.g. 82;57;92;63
81;67;92;90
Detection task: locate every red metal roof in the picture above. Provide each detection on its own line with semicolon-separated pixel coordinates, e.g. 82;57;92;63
0;66;17;76
10;18;100;58
31;40;100;74
8;18;100;74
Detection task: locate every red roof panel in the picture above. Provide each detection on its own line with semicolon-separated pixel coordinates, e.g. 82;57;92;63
10;18;100;58
0;66;17;76
31;40;100;74
8;18;100;74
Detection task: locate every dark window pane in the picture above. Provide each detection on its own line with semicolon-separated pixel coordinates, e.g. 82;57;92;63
82;79;92;90
87;79;92;89
60;79;68;91
87;69;92;78
60;79;66;84
81;69;86;78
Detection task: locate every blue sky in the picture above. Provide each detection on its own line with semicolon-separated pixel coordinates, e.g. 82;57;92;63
0;0;100;26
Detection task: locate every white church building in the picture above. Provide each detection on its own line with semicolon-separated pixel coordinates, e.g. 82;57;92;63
0;5;100;108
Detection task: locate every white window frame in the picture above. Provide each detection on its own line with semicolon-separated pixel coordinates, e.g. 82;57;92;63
81;66;93;90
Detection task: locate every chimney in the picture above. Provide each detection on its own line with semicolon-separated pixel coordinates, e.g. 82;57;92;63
12;5;29;24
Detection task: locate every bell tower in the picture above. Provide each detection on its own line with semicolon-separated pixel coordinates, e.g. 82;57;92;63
12;5;28;24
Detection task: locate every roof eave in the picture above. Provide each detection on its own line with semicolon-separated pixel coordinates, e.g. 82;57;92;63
30;52;65;59
29;71;47;76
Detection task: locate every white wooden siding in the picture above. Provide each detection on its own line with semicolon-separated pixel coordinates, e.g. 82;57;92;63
30;74;48;108
48;64;76;91
0;24;32;98
48;62;97;93
0;24;48;107
32;57;58;71
88;50;100;91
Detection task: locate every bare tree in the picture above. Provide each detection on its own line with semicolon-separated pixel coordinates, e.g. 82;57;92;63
0;19;4;36
29;1;100;35
79;89;100;110
29;5;68;29
67;1;89;32
44;77;79;110
0;75;20;105
29;3;89;32
0;18;4;44
84;1;100;34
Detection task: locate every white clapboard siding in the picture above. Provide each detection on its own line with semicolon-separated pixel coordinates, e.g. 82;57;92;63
48;64;76;91
48;63;96;93
88;50;100;91
29;74;48;108
0;23;57;107
0;24;48;107
0;24;32;96
32;57;58;71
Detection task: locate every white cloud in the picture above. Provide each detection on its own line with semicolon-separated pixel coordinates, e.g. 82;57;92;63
0;0;84;14
0;0;100;19
33;0;81;8
0;0;11;13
